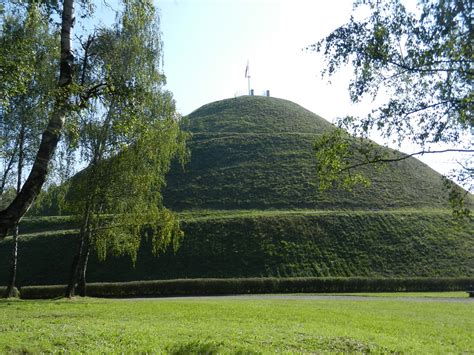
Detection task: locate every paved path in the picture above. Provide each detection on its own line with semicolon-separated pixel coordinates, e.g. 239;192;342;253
119;294;473;303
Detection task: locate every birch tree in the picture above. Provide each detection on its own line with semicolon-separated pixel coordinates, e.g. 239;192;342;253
1;2;57;296
0;0;75;237
60;0;186;297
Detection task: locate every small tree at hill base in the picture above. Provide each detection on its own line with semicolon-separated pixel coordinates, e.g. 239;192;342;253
61;0;187;298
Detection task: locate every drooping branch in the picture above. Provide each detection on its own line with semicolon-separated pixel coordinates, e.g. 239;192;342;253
385;59;469;74
79;82;108;107
79;34;95;87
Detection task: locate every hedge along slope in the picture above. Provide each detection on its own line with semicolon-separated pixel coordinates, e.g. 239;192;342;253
19;277;474;299
162;96;472;210
0;210;472;286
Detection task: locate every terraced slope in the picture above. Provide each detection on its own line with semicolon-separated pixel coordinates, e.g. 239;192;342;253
0;209;472;285
163;96;467;210
1;96;472;286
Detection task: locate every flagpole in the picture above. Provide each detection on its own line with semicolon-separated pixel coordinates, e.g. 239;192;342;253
245;60;251;95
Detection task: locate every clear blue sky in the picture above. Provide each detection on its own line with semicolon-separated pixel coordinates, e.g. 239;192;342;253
156;0;469;178
91;0;466;179
158;0;357;118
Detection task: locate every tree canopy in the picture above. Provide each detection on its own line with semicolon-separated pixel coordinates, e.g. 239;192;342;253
59;0;187;297
0;3;59;296
1;0;188;294
308;0;472;213
0;0;188;237
0;0;76;236
1;3;57;193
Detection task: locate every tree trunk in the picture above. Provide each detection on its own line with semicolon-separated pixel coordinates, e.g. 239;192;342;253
0;0;75;238
0;139;18;196
4;225;19;298
66;225;87;298
5;126;25;298
66;202;91;298
76;234;91;297
65;234;83;298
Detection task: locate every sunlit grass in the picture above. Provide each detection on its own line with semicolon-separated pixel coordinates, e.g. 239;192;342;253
332;291;469;298
0;297;472;353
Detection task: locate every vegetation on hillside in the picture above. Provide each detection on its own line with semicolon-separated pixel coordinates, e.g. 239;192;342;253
1;209;471;285
185;96;333;134
16;96;471;287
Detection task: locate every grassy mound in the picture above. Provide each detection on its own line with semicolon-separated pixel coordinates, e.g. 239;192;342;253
163;96;468;210
4;96;472;285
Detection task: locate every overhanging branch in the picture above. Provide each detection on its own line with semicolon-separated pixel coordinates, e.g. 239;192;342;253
340;148;473;172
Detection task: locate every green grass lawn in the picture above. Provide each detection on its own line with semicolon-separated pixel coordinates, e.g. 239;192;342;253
332;291;469;298
0;297;472;353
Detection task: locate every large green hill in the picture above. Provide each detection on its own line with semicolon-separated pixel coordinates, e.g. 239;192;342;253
162;96;464;210
1;96;472;286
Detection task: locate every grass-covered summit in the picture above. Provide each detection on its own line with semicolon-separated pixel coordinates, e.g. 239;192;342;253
163;95;460;211
183;95;333;134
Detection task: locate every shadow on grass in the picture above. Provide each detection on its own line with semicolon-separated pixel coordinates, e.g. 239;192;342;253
166;336;392;354
167;341;223;355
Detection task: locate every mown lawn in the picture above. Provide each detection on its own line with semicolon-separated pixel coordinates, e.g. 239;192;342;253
331;291;469;298
0;296;472;353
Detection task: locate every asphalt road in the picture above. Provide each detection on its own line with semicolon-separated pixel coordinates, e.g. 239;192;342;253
119;294;474;303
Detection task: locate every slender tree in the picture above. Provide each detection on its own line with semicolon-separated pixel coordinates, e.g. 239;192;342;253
62;0;187;297
1;3;57;297
0;0;75;237
0;0;184;239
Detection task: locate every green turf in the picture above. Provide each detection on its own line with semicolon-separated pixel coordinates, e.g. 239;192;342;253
161;96;473;211
1;209;472;285
0;297;472;353
328;291;469;298
34;96;473;213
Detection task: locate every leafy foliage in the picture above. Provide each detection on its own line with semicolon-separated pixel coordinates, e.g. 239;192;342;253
61;0;187;268
0;4;39;108
313;128;371;190
0;4;58;192
17;277;474;299
0;2;59;298
308;0;473;202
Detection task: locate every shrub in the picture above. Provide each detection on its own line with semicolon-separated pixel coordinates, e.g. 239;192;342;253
20;285;66;299
18;277;474;299
0;286;20;298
